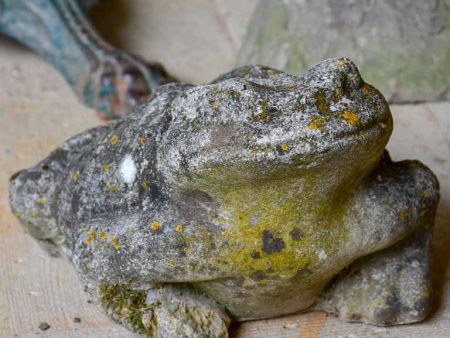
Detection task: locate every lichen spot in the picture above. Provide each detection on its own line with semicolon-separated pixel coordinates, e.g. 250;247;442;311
222;230;229;237
338;59;347;69
37;198;46;206
82;226;89;233
341;110;359;126
175;224;184;233
308;121;320;130
141;180;149;190
110;134;119;145
100;230;108;241
150;221;161;232
72;170;80;183
362;84;372;95
119;155;137;184
139;136;145;145
399;211;406;221
102;164;110;173
31;210;38;218
111;236;121;250
85;230;96;244
280;144;289;152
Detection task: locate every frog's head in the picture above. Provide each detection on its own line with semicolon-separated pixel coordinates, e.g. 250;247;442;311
157;58;392;196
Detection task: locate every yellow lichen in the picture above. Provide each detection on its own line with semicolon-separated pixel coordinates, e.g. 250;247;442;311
175;224;184;233
72;170;80;183
100;230;108;241
150;221;161;231
341;110;359;126
139;136;145;145
111;134;119;145
421;191;429;198
37;198;46;206
338;59;347;68
141;180;149;190
85;230;97;244
399;212;406;221
280;144;289;152
102;164;110;173
31;210;38;218
82;226;89;233
111;236;121;250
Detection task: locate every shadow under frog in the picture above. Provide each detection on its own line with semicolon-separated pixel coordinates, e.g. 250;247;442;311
9;58;439;336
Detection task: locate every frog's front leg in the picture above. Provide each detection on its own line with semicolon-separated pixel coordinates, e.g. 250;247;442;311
98;283;230;338
316;226;433;325
315;152;439;325
0;0;174;118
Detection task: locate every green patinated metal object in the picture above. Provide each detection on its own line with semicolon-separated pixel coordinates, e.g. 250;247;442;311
0;0;174;118
9;58;439;337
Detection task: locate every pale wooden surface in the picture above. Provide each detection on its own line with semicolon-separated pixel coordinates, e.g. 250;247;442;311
0;1;449;337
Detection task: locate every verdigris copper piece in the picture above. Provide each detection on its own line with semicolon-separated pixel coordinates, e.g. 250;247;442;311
0;0;174;118
9;58;439;336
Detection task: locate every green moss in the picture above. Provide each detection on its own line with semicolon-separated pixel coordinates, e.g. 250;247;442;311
99;284;150;335
314;90;330;114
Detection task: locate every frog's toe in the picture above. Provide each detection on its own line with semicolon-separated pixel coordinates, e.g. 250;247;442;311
315;225;433;325
99;283;230;337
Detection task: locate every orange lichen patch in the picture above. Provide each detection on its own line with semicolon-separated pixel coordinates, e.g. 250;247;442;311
99;230;108;241
175;224;184;233
399;212;406;221
110;134;119;145
308;121;320;130
111;236;121;250
72;170;81;183
280;144;289;152
139;136;145;145
222;230;229;237
341;111;359;126
362;84;372;95
102;164;110;173
150;221;161;231
85;229;97;244
141;180;149;190
37;198;46;206
31;210;38;218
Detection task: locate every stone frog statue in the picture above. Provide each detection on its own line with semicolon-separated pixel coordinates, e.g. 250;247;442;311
9;58;439;337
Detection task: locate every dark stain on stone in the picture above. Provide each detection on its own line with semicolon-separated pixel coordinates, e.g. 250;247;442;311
250;270;267;281
262;230;285;254
290;227;303;241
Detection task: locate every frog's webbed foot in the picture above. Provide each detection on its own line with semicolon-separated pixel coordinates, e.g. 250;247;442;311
99;284;230;337
0;0;174;118
315;226;433;325
316;151;439;325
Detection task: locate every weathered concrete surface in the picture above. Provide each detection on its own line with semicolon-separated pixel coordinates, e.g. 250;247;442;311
238;0;450;103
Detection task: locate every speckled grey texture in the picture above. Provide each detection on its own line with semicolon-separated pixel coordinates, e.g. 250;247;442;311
9;58;439;336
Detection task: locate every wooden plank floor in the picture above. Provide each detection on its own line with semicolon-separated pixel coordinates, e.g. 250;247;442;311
1;1;449;337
